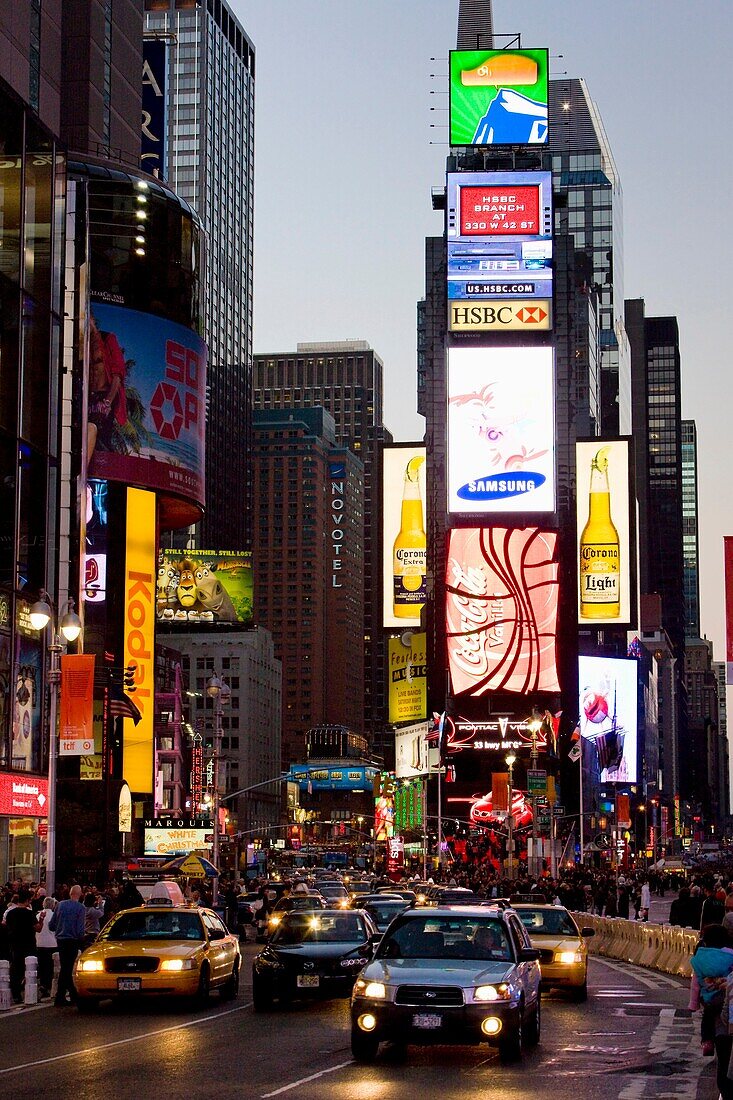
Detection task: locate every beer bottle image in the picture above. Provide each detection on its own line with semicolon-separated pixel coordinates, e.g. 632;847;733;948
393;455;426;618
579;446;620;618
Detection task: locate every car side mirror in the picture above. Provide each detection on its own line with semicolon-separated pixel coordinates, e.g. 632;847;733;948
208;928;226;941
518;948;541;961
368;933;382;946
580;927;595;938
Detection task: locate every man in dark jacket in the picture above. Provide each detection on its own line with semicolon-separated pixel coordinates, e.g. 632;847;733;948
669;886;694;928
5;890;36;1003
700;884;725;931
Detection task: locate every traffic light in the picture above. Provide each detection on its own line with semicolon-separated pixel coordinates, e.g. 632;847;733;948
372;774;383;798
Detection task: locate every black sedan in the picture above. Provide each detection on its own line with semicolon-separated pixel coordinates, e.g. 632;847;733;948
252;909;379;1010
361;897;411;932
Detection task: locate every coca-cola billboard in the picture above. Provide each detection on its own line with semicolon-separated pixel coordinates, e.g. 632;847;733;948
445;527;560;696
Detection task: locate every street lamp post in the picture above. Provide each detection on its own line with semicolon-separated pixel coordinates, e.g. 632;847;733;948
505;752;516;880
29;592;81;896
206;674;230;906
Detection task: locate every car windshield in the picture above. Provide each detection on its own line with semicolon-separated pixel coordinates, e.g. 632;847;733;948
365;903;405;925
276;897;320;912
378;916;512;961
271;913;365;945
517;908;579;936
104;911;204;941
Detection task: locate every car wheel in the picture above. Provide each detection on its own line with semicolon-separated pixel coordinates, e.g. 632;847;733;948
220;961;240;1001
195;965;211;1008
252;975;274;1012
498;1018;522;1063
525;998;541;1046
571;982;588;1002
351;1028;379;1063
76;997;99;1013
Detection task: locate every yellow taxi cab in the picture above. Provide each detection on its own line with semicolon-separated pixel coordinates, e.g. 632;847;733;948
73;885;240;1010
513;902;594;1001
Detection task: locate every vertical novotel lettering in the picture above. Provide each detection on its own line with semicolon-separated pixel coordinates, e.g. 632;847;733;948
123;487;156;793
331;478;345;588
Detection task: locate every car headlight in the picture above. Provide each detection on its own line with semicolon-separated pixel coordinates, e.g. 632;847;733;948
354;979;386;998
160;958;196;971
556;951;583;965
474;983;510;1002
268;914;282;926
77;959;104;973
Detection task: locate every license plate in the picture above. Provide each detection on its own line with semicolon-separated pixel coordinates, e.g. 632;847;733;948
297;975;320;988
413;1014;441;1029
117;977;141;992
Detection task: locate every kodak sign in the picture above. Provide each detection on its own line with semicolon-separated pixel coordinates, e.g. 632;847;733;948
449;299;552;332
123;487;156;793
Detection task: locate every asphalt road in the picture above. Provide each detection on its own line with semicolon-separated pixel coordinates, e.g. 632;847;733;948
0;943;719;1100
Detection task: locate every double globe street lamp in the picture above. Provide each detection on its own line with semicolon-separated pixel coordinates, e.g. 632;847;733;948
29;592;82;895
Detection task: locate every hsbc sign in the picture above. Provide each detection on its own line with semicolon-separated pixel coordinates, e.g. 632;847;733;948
449;299;552;332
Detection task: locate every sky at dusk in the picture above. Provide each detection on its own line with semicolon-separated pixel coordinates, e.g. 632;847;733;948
235;0;733;661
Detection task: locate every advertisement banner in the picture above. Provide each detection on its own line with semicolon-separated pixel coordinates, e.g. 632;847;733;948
449;48;549;146
383;446;427;628
157;549;253;626
492;772;509;812
144;827;210;856
579;655;638;784
10;618;43;773
446;527;560;696
388;633;427;725
141;38;168;178
725;538;733;684
576;439;634;625
374;793;395;841
123;488;156;793
83;479;109;604
449;299;552;333
289;765;377;792
616;793;631;829
395;721;439;779
447;171;553;311
0;772;48;817
447;346;556;515
59;654;95;755
88;304;206;508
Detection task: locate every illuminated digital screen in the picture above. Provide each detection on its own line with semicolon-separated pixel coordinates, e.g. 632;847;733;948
579;655;638;784
449;49;549;146
446;527;560;696
447;345;556;515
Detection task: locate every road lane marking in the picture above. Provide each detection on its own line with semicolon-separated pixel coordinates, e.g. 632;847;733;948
0;1001;252;1076
260;1061;353;1097
591;957;683;989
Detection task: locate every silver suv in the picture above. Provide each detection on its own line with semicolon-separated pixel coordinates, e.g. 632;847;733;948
350;905;541;1063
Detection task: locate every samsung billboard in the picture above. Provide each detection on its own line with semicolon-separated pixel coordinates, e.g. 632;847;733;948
447;346;556;515
449;48;549;147
579;655;638;784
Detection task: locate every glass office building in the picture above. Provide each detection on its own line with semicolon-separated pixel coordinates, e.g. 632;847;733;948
144;0;255;548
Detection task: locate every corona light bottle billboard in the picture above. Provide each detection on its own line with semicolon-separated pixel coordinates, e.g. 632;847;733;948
392;454;426;620
579;446;620;618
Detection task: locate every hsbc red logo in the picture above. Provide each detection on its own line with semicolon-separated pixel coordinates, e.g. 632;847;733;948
149;341;202;441
516;306;548;324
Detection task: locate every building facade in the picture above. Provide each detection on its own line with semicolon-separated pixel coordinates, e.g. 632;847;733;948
169;627;282;846
253;342;387;748
252;407;365;771
144;0;255;549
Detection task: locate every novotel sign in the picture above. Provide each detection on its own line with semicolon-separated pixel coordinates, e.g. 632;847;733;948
330;463;346;589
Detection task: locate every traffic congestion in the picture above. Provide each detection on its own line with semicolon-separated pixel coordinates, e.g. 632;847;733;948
1;862;729;1098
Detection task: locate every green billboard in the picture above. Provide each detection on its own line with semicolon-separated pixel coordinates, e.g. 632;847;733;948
449;48;549;147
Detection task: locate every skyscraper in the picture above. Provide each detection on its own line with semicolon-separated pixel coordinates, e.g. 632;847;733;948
681;420;701;639
252;407;364;771
253;341;387;747
144;0;255;548
626;301;685;661
548;77;630;435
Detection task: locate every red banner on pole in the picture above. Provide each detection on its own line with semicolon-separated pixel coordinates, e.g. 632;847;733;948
492;772;509;812
60;654;95;752
725;538;733;684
